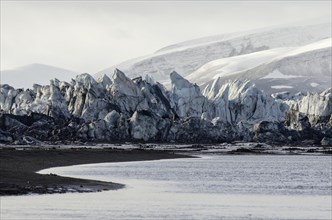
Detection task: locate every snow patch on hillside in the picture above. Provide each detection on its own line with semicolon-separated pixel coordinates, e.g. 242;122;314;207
310;83;320;87
271;85;294;89
187;48;294;85
261;70;302;79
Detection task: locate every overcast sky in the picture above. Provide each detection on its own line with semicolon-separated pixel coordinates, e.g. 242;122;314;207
1;1;331;73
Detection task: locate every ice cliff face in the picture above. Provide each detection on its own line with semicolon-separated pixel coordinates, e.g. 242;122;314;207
283;89;332;133
170;71;210;118
203;79;288;124
0;70;331;145
288;88;332;118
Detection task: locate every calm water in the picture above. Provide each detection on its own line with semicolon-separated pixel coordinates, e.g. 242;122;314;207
1;155;331;219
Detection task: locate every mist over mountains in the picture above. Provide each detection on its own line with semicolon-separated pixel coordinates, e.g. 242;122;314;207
0;64;77;89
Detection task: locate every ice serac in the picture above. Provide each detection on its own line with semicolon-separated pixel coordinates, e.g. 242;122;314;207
109;68;148;114
286;88;332;132
48;79;71;119
295;88;332;118
0;79;70;119
0;70;331;145
70;74;110;121
204;79;288;124
170;71;209;118
97;74;113;88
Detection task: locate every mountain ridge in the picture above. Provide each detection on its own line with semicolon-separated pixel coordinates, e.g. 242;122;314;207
186;38;332;94
95;22;331;95
1;63;78;89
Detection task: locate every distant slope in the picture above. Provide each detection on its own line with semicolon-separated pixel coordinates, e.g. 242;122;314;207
95;23;331;87
0;64;78;89
187;38;332;94
186;47;294;85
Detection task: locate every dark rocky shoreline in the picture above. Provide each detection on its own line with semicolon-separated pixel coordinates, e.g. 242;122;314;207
0;148;192;196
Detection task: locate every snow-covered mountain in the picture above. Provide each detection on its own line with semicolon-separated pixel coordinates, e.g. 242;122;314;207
95;23;331;94
0;63;78;89
188;38;331;94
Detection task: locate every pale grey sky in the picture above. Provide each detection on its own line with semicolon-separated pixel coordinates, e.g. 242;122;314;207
1;1;331;73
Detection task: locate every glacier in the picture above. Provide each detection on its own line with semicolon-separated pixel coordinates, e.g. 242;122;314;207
0;70;331;145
